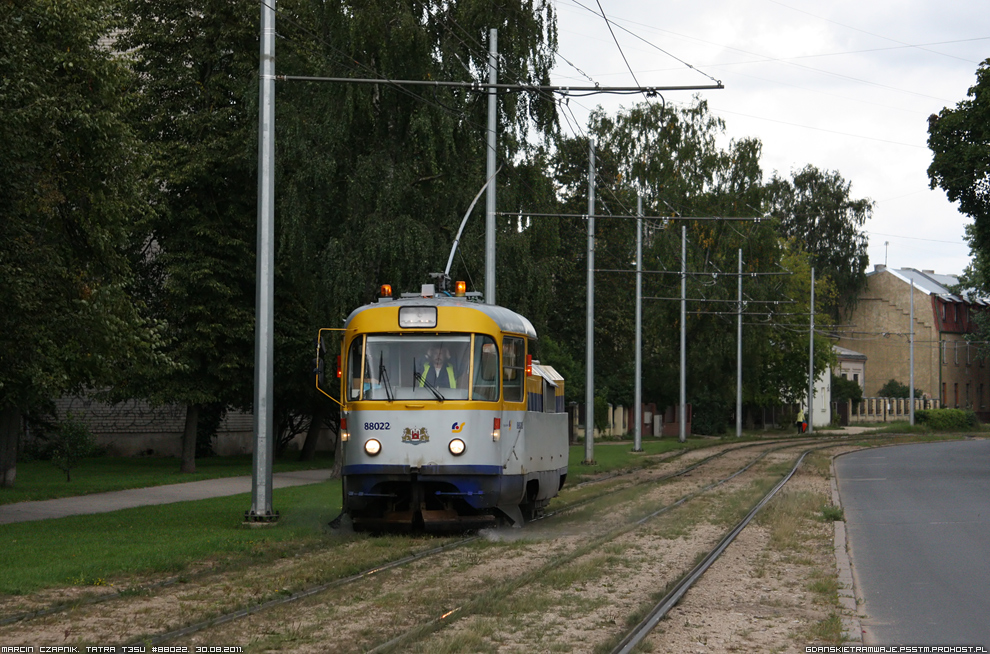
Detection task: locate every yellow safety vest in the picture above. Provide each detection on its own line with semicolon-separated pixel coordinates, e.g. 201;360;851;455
420;363;456;388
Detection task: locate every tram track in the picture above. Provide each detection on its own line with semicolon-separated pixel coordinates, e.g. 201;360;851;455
0;435;811;632
609;445;831;654
152;438;845;651
0;434;871;650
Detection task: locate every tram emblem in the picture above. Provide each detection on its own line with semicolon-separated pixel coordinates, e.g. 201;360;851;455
402;427;430;444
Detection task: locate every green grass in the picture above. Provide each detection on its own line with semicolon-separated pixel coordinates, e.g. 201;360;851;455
0;452;335;504
866;420;987;435
567;436;709;479
0;480;344;595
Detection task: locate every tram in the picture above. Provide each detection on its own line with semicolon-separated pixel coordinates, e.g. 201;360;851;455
316;281;568;531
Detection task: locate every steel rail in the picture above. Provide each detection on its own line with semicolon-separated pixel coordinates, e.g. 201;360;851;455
363;440;828;654
1;433;863;644
0;438;796;631
610;444;835;654
129;439;816;647
3;435;867;649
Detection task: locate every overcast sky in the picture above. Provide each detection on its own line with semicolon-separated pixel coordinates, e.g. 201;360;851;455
548;0;989;276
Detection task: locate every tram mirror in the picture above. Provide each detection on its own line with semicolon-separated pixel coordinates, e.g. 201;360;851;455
314;338;327;387
314;357;324;386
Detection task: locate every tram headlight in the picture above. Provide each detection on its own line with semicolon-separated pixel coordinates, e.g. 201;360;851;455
340;417;349;442
364;438;381;456
492;418;501;442
448;438;466;456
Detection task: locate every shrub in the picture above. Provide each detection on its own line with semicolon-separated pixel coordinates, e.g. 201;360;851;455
877;378;923;399
50;413;98;482
593;395;609;433
691;393;728;436
915;409;980;431
832;375;863;405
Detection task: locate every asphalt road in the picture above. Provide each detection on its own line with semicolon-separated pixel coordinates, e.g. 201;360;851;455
835;439;990;646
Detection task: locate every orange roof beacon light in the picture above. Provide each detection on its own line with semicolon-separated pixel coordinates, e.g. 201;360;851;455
455;280;467;297
526;354;533;376
380;284;392;298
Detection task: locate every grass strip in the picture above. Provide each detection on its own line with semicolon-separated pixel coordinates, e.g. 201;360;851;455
0;480;342;595
0;452;335;505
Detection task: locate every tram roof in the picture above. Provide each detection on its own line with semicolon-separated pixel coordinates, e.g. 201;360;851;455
345;297;538;340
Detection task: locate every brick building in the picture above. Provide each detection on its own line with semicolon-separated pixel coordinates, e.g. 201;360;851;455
836;265;990;414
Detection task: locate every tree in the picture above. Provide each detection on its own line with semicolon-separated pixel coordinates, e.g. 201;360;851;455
928;58;990;287
0;0;165;487
120;0;259;473
764;165;872;318
543;99;840;432
270;0;560;463
50;414;97;483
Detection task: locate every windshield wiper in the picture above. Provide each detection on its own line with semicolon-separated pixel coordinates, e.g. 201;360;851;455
378;352;393;402
414;358;446;402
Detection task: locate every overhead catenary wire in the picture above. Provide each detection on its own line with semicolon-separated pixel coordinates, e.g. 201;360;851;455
274;75;722;94
496;211;767;221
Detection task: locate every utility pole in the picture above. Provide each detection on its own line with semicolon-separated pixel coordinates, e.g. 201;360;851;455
634;195;643;452
807;267;815;435
910;279;915;425
484;29;498;305
584;139;596;465
736;249;743;437
679;225;687;443
248;0;277;523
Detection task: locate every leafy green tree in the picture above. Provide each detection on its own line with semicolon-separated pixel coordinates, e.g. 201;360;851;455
0;0;165;487
120;0;258;473
764;165;872;318
548;99;832;430
928;58;990;289
271;0;560;462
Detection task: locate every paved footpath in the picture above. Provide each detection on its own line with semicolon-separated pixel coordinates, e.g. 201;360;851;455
0;469;335;525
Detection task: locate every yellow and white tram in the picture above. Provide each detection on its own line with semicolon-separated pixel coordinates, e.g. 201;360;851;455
317;282;568;531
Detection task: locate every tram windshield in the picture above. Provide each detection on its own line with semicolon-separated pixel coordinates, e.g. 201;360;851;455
347;334;499;402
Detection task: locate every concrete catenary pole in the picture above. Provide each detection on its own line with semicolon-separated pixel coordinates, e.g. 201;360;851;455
807;267;815;435
679;225;687;443
634;194;643;452
736;249;743;437
910;278;915;425
249;0;277;522
485;29;498;305
584;139;596;464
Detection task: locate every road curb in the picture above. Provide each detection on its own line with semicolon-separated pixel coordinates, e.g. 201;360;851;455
831;457;864;644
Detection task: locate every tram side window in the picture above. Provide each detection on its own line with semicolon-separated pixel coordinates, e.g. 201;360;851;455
472;335;499;401
502;336;525;403
347;337;364;400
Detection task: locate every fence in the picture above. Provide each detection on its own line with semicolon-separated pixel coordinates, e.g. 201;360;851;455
839;397;938;424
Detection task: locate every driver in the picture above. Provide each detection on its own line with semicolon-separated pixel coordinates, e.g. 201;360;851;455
419;344;457;388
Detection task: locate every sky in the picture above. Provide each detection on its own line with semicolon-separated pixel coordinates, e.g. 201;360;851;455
548;0;989;277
